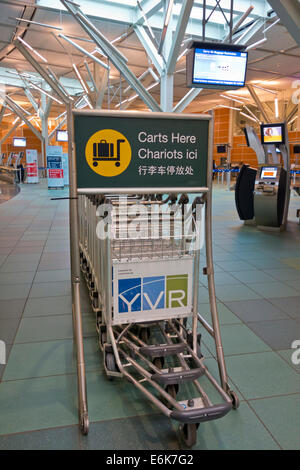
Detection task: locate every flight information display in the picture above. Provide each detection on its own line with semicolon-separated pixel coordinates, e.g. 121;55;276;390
192;48;248;88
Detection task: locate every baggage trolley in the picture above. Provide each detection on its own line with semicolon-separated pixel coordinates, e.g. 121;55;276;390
78;191;239;447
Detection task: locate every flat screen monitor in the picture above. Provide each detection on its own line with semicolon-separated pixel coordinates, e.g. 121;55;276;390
261;123;285;145
260;166;278;180
56;130;68;142
293;145;300;154
187;42;248;90
13;137;26;147
217;145;227;153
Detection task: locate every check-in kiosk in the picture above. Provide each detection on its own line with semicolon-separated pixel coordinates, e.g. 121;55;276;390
235;123;290;231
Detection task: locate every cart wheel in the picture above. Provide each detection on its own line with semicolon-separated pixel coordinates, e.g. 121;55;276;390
96;311;102;331
92;296;99;309
99;328;107;348
105;352;119;380
153;356;164;369
181;423;197;448
93;162;98;167
229;389;240;410
140;327;150;343
115;162;120;167
80;414;89;436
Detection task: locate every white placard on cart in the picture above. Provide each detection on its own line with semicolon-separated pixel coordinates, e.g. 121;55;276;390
113;257;193;325
25;149;39;184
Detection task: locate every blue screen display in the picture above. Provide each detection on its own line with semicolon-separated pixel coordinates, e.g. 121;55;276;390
193;48;248;87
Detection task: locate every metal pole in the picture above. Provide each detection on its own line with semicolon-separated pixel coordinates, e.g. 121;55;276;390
206;115;229;392
67;102;89;434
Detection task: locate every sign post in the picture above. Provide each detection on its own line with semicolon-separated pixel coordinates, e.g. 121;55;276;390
46;145;64;189
25;149;39;184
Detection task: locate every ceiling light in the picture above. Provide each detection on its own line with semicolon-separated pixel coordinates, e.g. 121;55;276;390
274;97;279;118
28;81;63;105
220;94;244;104
252;84;277;95
17;37;48;63
14;18;63;31
240;111;259;123
245;37;267;51
72;63;89;94
264;18;280;33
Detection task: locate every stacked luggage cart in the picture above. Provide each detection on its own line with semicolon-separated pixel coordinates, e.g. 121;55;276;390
73;110;239;447
78;191;238;447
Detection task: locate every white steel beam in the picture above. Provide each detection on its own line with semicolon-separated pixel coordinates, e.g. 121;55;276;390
0;120;21;145
166;0;194;75
173;88;203;113
268;0;300;48
4;96;42;141
134;25;163;75
60;0;161;112
246;85;271;123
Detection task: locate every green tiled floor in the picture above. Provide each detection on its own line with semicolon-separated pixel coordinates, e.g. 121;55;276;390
0;182;300;449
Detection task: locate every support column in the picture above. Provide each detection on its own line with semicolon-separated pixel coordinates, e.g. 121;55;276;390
160;0;173;112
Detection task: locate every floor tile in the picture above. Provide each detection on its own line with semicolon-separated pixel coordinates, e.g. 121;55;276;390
3;336;101;381
0;318;20;344
247;319;300;350
269;296;300;319
0;299;26;319
248;281;300;299
190;402;279;450
29;281;71;299
226;352;300;399
250;395;300;450
0;272;36;286
204;323;270;356
86;371;156;423
215;284;261;302
277;349;300;373
230;269;275;284
23;295;72;317
263;268;300;282
0;283;31;301
15;315;73;343
198;302;242;325
216;260;257;272
34;269;71;283
0;374;78;435
0;261;39;273
0;414;181;450
224;299;288;323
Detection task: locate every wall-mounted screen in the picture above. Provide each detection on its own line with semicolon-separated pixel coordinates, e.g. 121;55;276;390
260;166;278;179
261;123;285;145
13;137;26;147
187;42;248;90
56;130;68;142
217;145;227;153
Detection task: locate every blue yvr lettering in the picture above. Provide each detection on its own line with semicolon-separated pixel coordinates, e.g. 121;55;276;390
118;275;188;313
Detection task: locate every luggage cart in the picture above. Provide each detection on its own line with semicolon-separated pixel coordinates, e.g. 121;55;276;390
79;191;239;447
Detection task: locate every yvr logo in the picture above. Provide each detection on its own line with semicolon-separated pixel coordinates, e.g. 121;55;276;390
118;274;188;314
0;340;6;365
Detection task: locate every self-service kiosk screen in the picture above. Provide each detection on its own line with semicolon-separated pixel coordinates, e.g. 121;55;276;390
261;124;285;145
260;167;278;179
